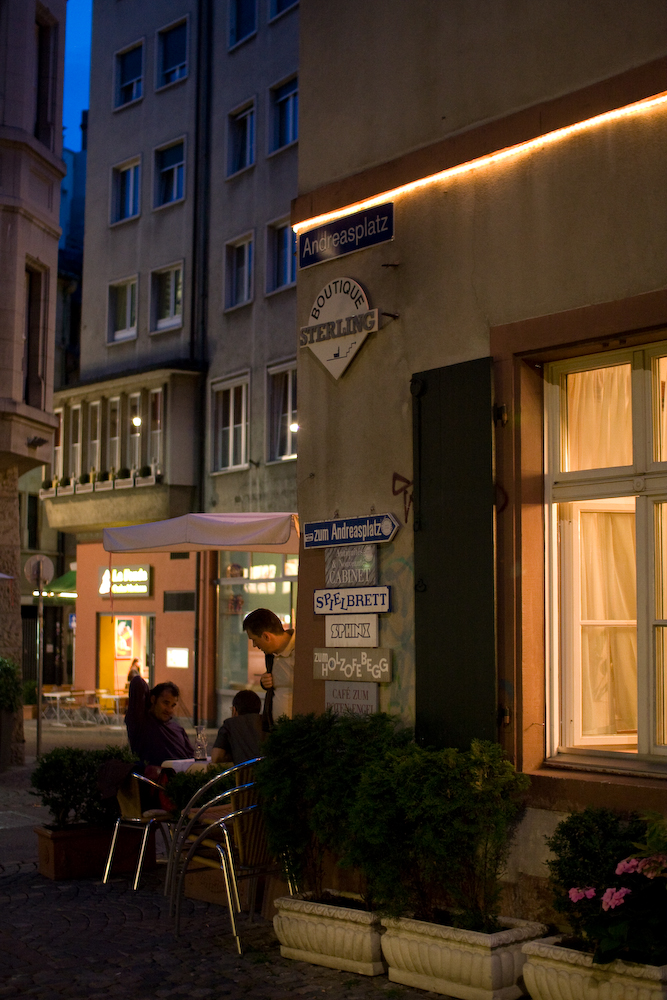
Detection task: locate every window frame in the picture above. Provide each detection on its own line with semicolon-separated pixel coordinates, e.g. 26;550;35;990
153;138;186;210
88;400;101;475
150;261;184;332
225;232;254;310
128;391;143;472
266;216;296;293
149;387;164;473
53;408;63;481
69;403;82;481
228;0;257;50
110;156;141;225
227;99;256;177
210;375;250;473
155;17;189;92
268;74;298;154
107;276;138;343
113;39;144;110
266;361;297;463
268;0;299;24
107;396;121;474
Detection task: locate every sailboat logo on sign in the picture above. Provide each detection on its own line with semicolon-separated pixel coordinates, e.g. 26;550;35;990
299;278;379;379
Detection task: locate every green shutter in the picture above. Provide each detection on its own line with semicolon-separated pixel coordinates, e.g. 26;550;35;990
412;357;497;749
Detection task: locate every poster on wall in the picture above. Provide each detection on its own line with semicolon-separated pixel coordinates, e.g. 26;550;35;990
115;618;133;658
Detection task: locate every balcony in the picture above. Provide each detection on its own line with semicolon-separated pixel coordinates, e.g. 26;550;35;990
41;479;195;534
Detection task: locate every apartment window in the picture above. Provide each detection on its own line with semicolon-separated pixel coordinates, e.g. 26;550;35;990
268;221;296;291
229;0;256;47
27;495;39;550
151;265;182;330
228;104;255;175
268;366;297;461
34;17;58;149
88;401;101;474
212;380;248;471
157;21;187;88
23;268;43;408
69;404;81;480
150;388;163;471
115;44;143;107
226;236;253;308
270;0;298;18
128;393;142;471
108;397;121;473
546;342;667;761
108;279;137;341
112;160;140;222
155;142;184;207
53;409;63;480
271;77;298;151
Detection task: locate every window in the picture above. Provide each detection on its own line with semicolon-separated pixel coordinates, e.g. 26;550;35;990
267;221;296;291
108;397;121;473
271;77;298;151
27;494;39;550
69;404;81;480
112;160;140;222
268;365;297;461
34;17;58;149
108;279;137;341
128;393;142;471
155;142;184;207
53;409;63;480
212;380;248;470
270;0;298;19
164;591;196;612
546;342;667;761
88;401;101;474
115;44;143;107
150;389;163;472
151;265;182;330
23;268;43;408
228;104;255;175
225;236;253;308
229;0;256;47
157;20;187;88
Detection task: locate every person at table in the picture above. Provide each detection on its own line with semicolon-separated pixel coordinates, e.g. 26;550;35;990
211;690;264;765
125;675;193;767
242;608;295;727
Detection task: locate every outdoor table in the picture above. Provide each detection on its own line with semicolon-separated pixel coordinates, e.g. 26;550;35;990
161;757;211;772
42;691;70;725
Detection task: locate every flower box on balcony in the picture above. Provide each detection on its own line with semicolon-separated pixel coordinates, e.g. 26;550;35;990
56;484;74;497
114;477;134;489
135;475;156;487
94;479;113;491
75;482;93;494
39;488;56;500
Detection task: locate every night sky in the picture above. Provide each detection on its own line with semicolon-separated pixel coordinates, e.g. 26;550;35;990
62;0;92;152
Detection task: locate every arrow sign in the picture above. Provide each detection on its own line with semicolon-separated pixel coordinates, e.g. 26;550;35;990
304;513;400;549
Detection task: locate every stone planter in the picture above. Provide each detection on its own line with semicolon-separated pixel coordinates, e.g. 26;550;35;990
39;487;56;499
0;709;14;771
135;474;156;487
94;479;113;491
23;704;37;721
381;915;548;1000
75;481;93;493
35;824;156;880
114;477;134;489
522;937;667;1000
56;483;74;496
274;895;386;976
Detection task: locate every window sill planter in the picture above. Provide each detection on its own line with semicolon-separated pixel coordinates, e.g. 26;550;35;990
135;475;156;487
273;895;386;976
56;484;74;496
522;937;667;1000
39;488;56;499
35;824;156;881
114;477;134;489
94;479;114;492
380;915;548;1000
23;704;37;721
75;482;93;494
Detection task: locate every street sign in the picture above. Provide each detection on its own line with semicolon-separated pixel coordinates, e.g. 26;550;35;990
24;554;54;586
314;586;391;615
304;513;400;549
300;278;378;380
324;614;378;647
299;203;394;269
325;681;379;716
314;648;391;682
325;545;377;586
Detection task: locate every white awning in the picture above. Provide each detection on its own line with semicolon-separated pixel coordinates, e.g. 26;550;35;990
103;512;300;554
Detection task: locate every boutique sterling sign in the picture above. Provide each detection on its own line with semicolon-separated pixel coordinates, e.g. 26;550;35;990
300;278;378;379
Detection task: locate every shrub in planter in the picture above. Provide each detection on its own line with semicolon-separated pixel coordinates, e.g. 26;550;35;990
59;476;71;487
31;745;138;829
96;470;110;482
41;478;53;490
139;464;152;478
116;467;131;480
23;680;37;706
78;472;90;484
0;658;22;770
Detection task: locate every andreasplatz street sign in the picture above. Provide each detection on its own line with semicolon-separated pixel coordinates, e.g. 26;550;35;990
314;586;391;614
304;513;400;549
298;203;394;269
314;648;392;682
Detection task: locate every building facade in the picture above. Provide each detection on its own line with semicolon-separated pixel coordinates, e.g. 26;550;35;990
291;0;667;910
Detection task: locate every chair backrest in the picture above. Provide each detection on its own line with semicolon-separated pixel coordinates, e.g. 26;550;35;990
117;775;144;819
227;800;272;869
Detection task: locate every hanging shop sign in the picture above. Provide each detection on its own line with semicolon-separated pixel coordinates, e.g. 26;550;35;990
325;681;379;716
298;203;394;269
314;648;391;682
314;586;391;615
325;545;377;587
98;565;151;597
305;513;400;549
300;278;378;379
325;614;378;647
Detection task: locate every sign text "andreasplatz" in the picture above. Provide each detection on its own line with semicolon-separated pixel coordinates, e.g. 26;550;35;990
298;203;394;269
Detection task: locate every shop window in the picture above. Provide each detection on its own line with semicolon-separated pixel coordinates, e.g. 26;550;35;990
267;221;296;291
225;236;253;308
157;20;187;88
267;365;297;460
229;0;256;47
112;160;140;222
270;77;298;151
115;43;143;107
228;103;255;175
212;379;248;471
170;552;190;560
164;591;195;612
546;343;667;760
151;264;182;330
108;278;137;341
155;141;184;207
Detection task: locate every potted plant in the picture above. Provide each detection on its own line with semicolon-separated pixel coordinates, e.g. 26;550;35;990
346;739;546;999
0;658;22;771
22;679;37;720
135;464;155;487
114;467;133;488
259;711;412;976
31;745;146;879
523;808;667;1000
94;470;113;491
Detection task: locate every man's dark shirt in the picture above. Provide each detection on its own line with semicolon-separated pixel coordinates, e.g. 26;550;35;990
125;676;193;766
213;713;263;765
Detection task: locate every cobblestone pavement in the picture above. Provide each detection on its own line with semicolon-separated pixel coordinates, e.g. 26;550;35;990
0;863;441;1000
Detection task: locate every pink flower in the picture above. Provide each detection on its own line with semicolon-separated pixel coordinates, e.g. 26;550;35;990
569;887;596;902
637;855;667;879
601;887;631;911
615;857;639;874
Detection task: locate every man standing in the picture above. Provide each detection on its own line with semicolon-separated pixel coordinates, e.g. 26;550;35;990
242;608;295;725
125;676;194;766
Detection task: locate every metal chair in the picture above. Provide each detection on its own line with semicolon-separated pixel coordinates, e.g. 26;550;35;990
102;772;172;890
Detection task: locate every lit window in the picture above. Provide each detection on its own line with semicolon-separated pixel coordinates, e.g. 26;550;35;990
152;265;182;330
88;401;101;474
212;381;248;470
268;221;296;291
112;161;140;222
158;21;187;88
271;77;298;151
226;236;253;308
228;104;255;175
108;279;137;341
155;142;184;206
268;366;297;461
229;0;256;47
128;393;142;471
108;397;121;473
115;44;143;107
547;343;667;760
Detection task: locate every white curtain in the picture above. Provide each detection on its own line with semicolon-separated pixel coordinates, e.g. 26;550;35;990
567;365;632;471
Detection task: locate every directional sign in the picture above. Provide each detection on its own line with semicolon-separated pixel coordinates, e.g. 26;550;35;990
325;681;379;716
325;614;378;647
314;648;391;682
304;513;400;549
314;586;391;615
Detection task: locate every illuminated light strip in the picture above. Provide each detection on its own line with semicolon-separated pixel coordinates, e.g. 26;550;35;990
293;93;667;234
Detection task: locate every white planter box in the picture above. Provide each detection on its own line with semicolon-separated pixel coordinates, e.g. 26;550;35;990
381;915;547;1000
273;895;386;976
75;482;93;493
114;477;134;489
94;479;113;491
135;475;156;487
39;488;56;499
56;484;74;496
523;937;667;1000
